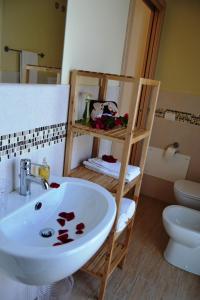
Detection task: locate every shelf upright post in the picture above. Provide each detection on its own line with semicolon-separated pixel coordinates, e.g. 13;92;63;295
119;79;161;269
134;79;160;197
98;79;143;300
92;76;108;157
63;70;78;176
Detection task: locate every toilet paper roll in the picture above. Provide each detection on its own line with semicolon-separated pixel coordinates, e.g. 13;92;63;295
164;111;176;121
164;146;177;160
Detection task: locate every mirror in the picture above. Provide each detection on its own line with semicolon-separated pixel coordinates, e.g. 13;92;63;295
0;0;67;84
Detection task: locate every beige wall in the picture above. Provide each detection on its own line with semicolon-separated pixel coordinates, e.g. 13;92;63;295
1;0;66;80
61;0;130;83
142;91;200;203
142;0;200;203
156;0;200;95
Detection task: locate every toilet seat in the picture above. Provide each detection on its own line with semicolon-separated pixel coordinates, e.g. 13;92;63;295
174;180;200;200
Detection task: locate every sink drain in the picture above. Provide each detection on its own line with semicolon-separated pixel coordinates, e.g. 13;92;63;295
40;228;55;238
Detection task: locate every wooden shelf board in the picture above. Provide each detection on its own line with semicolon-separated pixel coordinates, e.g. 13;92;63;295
72;123;150;145
76;70;134;82
109;244;127;277
26;64;61;73
81;242;126;278
69;165;141;195
131;128;150;144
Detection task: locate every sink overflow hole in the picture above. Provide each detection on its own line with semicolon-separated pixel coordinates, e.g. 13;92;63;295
35;202;42;210
40;228;55;238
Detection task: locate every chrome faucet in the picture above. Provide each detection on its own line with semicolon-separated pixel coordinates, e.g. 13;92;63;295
20;159;49;196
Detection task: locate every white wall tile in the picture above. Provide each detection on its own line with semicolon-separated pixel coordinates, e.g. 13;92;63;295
0;84;68;192
0;83;69;135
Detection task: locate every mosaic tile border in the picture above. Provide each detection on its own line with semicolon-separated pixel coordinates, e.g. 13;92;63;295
0;123;67;161
2;107;198;162
155;108;200;126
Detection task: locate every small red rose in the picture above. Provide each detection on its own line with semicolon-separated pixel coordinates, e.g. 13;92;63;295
115;118;123;126
124;113;128;119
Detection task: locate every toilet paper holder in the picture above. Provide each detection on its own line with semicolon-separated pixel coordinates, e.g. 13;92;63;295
164;142;180;159
165;142;179;152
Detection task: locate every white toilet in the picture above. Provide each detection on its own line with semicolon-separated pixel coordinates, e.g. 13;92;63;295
174;179;200;210
162;179;200;275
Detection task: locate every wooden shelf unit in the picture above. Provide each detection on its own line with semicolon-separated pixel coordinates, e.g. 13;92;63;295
64;70;160;300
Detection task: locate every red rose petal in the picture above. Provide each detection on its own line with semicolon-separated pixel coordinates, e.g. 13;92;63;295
102;155;117;163
58;212;68;219
57;218;65;227
53;238;74;246
63;238;74;244
59;212;75;221
58;229;68;235
50;182;60;188
53;242;62;246
76;223;85;230
57;233;69;243
76;230;84;234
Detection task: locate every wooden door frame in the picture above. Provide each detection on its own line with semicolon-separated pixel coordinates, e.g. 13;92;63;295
121;0;166;164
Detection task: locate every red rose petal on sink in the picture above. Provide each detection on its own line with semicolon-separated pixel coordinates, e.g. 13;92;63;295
76;223;85;230
59;212;75;221
58;229;68;235
50;182;60;188
53;242;62;246
63;238;74;244
57;234;69;243
57;218;65;227
58;212;68;219
76;230;84;234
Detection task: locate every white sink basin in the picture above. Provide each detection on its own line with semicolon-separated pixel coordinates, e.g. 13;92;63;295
0;177;116;285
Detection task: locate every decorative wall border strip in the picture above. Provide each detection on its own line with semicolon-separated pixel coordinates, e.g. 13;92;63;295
0;123;67;161
2;107;198;162
155;108;200;126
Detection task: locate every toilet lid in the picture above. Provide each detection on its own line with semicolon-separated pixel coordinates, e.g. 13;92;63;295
174;180;200;200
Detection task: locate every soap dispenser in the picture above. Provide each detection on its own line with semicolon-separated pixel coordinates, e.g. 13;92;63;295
39;157;50;181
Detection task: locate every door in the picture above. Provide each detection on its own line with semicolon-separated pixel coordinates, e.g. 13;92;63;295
112;0;165;161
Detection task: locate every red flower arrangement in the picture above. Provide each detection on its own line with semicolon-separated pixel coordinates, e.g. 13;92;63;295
91;113;128;130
